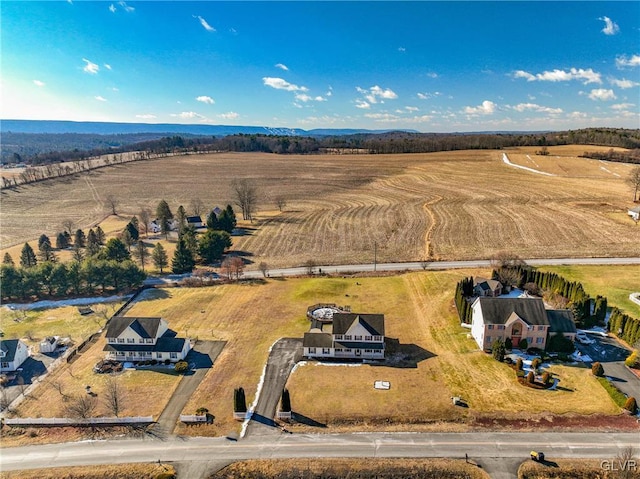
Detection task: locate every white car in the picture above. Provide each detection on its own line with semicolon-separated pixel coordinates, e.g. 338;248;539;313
576;333;594;345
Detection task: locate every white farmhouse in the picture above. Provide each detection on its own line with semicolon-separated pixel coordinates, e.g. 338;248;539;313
0;339;30;372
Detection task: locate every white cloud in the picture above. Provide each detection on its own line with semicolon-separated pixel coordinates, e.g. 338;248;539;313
82;58;99;74
104;63;112;70
464;100;497;115
275;63;289;71
295;93;312;102
326;87;333;97
356;85;398;104
609;78;640;89
588;88;616;101
398;47;406;52
136;114;157;119
615;55;640;68
599;16;619;35
355;100;370;109
218;111;239;119
196;95;215;104
405;106;419;112
109;4;116;13
119;1;134;13
94;96;107;102
365;113;400;121
417;92;441;100
262;77;307;92
512;103;563;114
33;80;45;87
170;111;206;119
314;96;326;102
426;72;438;78
513;68;601;84
194;15;215;32
110;87;119;92
611;103;635;111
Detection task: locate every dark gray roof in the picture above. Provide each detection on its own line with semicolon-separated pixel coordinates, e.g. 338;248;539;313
335;341;385;350
186;216;203;223
546;310;577;334
103;337;187;353
106;317;162;339
474;277;501;292
476;297;549;326
332;313;385;336
303;332;333;348
0;339;21;362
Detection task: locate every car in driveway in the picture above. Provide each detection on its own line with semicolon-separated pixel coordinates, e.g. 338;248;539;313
576;332;594;344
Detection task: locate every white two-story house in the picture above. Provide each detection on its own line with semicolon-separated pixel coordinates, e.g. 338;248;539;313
0;339;30;372
103;316;191;363
303;313;385;360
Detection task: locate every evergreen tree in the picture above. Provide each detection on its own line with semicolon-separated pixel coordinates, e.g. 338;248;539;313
95;226;106;245
198;230;232;264
218;205;237;233
72;244;84;262
125;221;139;241
67;261;83;295
38;238;55;262
206;209;220;230
491;338;506;361
171;239;195;274
86;229;100;256
56;232;69;250
51;262;71;296
0;265;21;299
234;387;247;413
103;238;131;262
3;252;14;265
156;200;173;238
280;389;291;412
38;234;51;249
176;205;187;232
152;243;169;273
20;243;37;268
74;229;86;248
134;241;148;270
180;225;198;254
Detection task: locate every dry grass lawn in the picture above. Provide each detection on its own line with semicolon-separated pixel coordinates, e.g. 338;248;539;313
2;147;638;268
212;458;489;479
518;458;640;479
0;463;176;479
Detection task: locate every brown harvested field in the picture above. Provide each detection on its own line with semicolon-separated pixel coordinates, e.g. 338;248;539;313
0;463;176;479
518;458;640;479
211;458;490;479
2;146;638;269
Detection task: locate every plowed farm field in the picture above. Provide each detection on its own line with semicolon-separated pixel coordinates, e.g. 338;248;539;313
1;146;638;269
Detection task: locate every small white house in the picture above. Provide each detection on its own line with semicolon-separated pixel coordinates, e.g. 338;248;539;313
39;336;59;353
0;339;30;372
103;317;191;363
628;206;640;222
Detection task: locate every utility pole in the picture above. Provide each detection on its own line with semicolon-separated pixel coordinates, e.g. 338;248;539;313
374;240;377;272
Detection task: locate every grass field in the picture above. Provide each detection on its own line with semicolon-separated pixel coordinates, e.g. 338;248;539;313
518;458;640;479
537;265;640;317
0;463;176;479
2;146;638;269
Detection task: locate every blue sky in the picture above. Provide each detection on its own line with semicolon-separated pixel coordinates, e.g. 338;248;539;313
2;1;639;132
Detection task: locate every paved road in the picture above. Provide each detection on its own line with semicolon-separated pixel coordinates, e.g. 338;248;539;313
245;338;303;437
152;341;226;437
1;432;637;472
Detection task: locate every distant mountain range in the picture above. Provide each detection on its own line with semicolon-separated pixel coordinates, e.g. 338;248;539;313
0;119;418;137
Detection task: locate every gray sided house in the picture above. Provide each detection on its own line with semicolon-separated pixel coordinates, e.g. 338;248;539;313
473;277;503;297
471;297;576;351
186;215;204;228
0;339;30;372
629;206;640;222
103;316;191;363
303;313;385;360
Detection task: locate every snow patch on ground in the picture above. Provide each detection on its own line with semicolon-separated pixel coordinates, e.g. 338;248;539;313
502;153;554;176
3;294;131;311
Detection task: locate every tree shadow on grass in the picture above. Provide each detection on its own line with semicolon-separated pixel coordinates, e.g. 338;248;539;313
374;338;436;369
292;412;327;428
136;288;170;302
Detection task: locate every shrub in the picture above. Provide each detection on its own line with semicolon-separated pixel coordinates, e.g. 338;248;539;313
174;361;188;373
546;333;575;353
592;361;604;377
531;358;541;370
280;389;291;413
516;358;523;371
624;397;637;415
491;338;506;362
516;370;525;379
541;371;551;386
164;359;171;365
625;350;639;369
150;359;158;365
505;337;512;350
196;407;209;415
155;474;176;479
526;371;535;384
518;338;529;350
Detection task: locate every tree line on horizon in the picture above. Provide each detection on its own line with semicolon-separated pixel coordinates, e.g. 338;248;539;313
3;127;640;167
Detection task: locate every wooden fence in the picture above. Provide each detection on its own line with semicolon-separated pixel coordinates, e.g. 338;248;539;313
3;416;154;427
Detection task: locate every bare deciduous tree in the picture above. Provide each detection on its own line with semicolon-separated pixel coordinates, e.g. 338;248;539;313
275;195;287;212
138;208;151;237
221;256;245;280
93;303;118;329
51;380;69;400
65;394;97;419
62;219;75;236
304;259;316;275
627;166;640;202
614;446;637;479
232;179;258;222
105;194;119;215
135;240;149;270
103;376;125;417
489;251;526;270
190;198;205;216
258;261;269;278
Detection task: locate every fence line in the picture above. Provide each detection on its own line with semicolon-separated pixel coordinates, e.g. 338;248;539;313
3;416;154;427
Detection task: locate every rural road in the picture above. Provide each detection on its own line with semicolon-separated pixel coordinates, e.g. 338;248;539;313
0;432;637;473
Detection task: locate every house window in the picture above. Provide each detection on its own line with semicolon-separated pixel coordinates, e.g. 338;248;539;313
117;338;125;343
373;336;382;341
488;325;494;330
536;337;544;344
344;335;352;340
345;349;351;353
365;349;372;353
139;339;145;343
146;338;154;344
144;352;152;357
156;353;163;359
322;348;330;354
526;337;533;344
537;326;544;331
497;325;505;330
334;335;343;340
335;348;343;352
170;352;178;359
127;338;135;343
355;335;363;341
308;348;316;354
1;362;8;368
127;351;134;356
365;336;372;341
486;336;491;343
